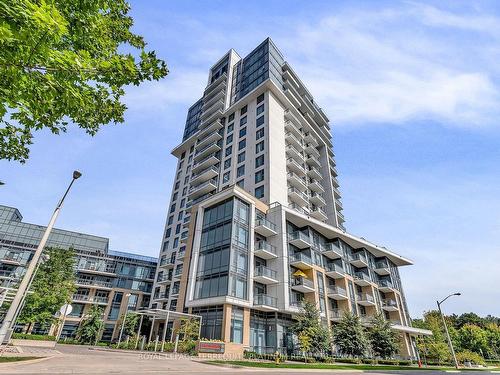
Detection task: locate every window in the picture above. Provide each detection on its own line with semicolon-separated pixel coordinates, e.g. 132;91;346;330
181;151;186;159
241;105;247;115
184;176;189;184
256;141;264;153
173;237;179;248
227;123;234;133
237;165;245;178
255;185;264;198
174;181;180;190
255;155;264;168
256;128;264;140
166;228;171;237
238;139;246;151
176;224;181;234
236;180;244;188
255;169;264;183
256;116;264;127
170;203;176;213
226;134;233;144
180;198;185;208
224;158;231;169
230;307;244;344
182;186;187;195
172;192;178;200
229;113;234;122
257;93;264;104
177;211;183;220
237;152;245;163
168;216;174;225
225;146;232;156
239;127;246;138
190;145;194;153
223;172;230;183
256;104;264;116
240;116;247;126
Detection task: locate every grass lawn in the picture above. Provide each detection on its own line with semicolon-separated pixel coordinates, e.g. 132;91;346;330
208;360;489;371
0;356;41;363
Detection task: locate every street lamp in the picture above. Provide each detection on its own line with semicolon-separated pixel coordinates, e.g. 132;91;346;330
117;293;132;346
437;292;461;369
0;171;82;344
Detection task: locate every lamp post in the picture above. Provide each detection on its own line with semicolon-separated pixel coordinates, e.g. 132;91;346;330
117;293;131;346
0;171;82;344
437;292;461;369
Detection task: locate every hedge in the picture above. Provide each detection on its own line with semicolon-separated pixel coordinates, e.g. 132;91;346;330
12;333;56;341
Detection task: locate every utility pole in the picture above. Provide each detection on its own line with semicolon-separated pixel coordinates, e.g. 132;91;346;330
437;292;461;369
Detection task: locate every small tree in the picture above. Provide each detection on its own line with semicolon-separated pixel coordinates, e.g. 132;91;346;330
367;313;399;359
291;301;331;357
177;318;200;341
332;311;369;357
76;304;104;344
121;312;140;337
17;247;76;332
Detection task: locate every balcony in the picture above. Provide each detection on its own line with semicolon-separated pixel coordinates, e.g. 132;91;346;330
327;286;348;300
72;295;108;305
171;287;180;296
288;187;309;207
357;293;376;307
354;272;372;286
193;142;221;162
284;109;301;128
378;279;396;293
335;199;343;211
374;260;391;276
182;216;191;228
160;258;176;269
197;120;223;141
310;206;327;221
253;294;278;311
288;231;311;249
254;217;277;237
331;165;339;177
192;153;219;174
284;119;302;138
322;242;342;259
156;274;171;284
177;249;186;259
202;87;224;111
286;158;306;176
333;185;341;199
2;253;23;266
382;298;399;312
309;192;326;207
180;231;189;243
330;308;343;321
254;266;278;284
303;132;318;146
289;252;313;270
196;131;222;150
289;203;309;216
308;178;324;193
325;263;345;279
77;264;116;276
306;166;322;181
285;144;305;163
188;178;217;199
349;252;368;268
287;172;307;192
254;240;278;259
190;165;219;186
285;131;303;150
305;143;320;158
306;155;321;168
290;276;315;293
75;279;113;289
203;72;227;100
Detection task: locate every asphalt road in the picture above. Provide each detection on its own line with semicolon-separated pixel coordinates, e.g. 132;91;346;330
0;345;498;375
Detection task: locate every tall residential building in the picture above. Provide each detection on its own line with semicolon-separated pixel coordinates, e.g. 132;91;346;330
0;205;157;341
151;38;429;358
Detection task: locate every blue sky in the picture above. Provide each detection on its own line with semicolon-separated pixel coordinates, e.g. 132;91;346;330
1;0;500;317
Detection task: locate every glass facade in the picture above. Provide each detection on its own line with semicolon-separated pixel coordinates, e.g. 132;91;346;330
182;98;203;141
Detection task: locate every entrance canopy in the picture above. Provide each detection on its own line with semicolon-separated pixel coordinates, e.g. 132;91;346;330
135;308;201;322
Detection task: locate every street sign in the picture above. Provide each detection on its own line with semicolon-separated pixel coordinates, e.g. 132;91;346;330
59;304;73;316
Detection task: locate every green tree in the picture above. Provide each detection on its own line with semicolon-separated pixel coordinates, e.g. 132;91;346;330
367;313;399;359
120;311;139;337
291;301;331;356
485;323;500;358
455;313;484;329
177;318;200;341
332;311;368;357
17;247;76;331
457;324;489;355
0;0;168;162
76;304;104;344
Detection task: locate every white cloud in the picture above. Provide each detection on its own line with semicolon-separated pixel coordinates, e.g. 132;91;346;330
276;5;500;127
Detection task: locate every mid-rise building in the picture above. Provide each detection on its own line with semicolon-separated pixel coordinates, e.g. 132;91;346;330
151;38;429;358
0;205;157;341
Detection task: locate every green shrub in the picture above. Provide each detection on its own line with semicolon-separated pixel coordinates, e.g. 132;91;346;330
178;340;197;355
12;333;56;341
333;357;361;364
456;350;485;366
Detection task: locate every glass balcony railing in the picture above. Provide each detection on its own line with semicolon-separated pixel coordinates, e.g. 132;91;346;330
255;241;277;255
357;293;375;303
290;276;314;289
354;272;371;282
255;217;276;232
288;231;311;243
254;294;278;307
289;252;312;265
254;265;277;280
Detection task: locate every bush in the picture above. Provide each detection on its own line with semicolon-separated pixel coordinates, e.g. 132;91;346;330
456;350;485;366
333;357;361;364
177;340;197;355
12;333;56;341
